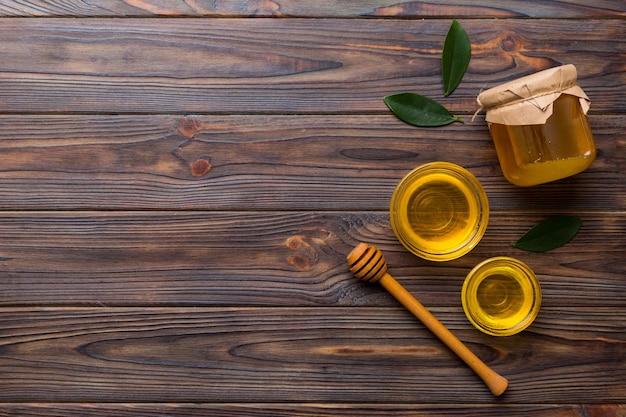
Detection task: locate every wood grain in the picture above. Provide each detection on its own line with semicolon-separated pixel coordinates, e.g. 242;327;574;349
0;307;624;403
0;19;623;114
0;115;622;211
0;0;624;18
1;2;624;414
0;403;623;417
0;211;623;307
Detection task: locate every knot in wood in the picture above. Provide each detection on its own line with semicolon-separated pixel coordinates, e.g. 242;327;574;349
190;159;211;177
500;34;521;52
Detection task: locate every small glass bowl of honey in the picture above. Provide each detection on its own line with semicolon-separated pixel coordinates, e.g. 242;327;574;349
462;257;541;336
389;162;489;262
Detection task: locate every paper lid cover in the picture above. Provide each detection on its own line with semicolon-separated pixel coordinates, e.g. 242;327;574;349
476;65;590;125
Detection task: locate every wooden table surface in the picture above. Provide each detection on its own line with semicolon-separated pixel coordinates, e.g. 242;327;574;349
0;1;625;416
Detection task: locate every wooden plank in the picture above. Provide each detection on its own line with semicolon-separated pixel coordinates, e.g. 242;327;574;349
0;307;624;403
0;211;623;307
0;115;622;211
0;6;623;414
0;19;623;114
0;403;623;417
0;0;624;18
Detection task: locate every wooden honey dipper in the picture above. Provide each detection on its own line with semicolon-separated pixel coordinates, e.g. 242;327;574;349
347;242;508;396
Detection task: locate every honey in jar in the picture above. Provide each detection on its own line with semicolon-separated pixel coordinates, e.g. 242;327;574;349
390;162;489;262
477;65;595;187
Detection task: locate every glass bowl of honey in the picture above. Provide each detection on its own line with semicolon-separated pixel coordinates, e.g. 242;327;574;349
389;162;489;262
462;257;541;336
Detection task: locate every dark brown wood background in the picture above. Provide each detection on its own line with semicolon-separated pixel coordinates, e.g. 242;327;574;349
0;1;624;416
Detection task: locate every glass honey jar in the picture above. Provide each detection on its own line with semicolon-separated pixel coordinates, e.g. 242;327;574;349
477;65;595;187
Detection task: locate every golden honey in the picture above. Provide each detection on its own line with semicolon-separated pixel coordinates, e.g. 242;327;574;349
489;95;595;186
390;162;489;262
462;257;541;336
477;65;595;187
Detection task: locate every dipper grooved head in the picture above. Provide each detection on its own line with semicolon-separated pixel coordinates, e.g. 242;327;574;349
347;243;388;283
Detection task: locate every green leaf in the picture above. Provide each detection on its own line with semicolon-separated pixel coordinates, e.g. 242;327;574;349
384;93;463;127
511;215;582;252
442;20;471;97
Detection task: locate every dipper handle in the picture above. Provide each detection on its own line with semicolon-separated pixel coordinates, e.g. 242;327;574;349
347;243;508;397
